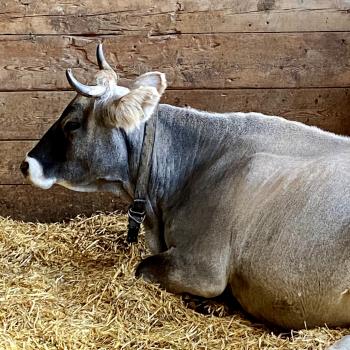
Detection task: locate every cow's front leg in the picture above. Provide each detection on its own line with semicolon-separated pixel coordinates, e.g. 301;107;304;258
135;247;227;298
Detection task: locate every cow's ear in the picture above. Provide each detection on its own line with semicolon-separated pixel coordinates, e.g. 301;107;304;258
103;86;161;131
132;72;167;95
103;72;166;131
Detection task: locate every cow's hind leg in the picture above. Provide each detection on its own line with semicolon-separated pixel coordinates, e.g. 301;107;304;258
136;247;227;298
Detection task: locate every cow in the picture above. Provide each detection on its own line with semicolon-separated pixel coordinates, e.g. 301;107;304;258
20;44;350;342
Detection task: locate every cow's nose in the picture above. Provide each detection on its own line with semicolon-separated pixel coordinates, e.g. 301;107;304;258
20;161;29;177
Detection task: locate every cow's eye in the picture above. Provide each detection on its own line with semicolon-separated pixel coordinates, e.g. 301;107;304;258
64;121;81;132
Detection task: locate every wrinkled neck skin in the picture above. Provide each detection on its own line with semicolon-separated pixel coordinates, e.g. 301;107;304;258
129;104;349;253
119;125;146;197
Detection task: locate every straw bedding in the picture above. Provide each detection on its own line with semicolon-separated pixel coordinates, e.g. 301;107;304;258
0;212;348;349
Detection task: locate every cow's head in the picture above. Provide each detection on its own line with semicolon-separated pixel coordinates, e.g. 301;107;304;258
20;44;166;200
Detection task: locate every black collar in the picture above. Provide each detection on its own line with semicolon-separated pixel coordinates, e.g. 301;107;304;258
127;107;158;243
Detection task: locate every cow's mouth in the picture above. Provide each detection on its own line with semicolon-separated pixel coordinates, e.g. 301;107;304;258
23;156;56;190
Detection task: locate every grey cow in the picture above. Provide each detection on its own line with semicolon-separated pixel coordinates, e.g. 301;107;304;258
21;45;350;338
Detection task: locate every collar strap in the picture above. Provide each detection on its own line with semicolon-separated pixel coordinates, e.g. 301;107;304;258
127;107;158;243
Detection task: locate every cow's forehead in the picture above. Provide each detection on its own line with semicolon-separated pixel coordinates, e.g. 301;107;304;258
70;94;91;111
59;95;92;122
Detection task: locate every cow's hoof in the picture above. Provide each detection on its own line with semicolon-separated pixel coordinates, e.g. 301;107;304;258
135;253;175;291
327;336;350;350
135;255;167;283
135;258;154;281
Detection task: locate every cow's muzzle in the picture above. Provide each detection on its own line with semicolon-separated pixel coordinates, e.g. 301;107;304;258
20;156;56;189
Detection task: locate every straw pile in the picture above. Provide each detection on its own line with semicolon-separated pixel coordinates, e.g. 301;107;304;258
0;212;348;349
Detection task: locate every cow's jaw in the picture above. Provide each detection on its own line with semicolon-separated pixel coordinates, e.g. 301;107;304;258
56;180;98;192
57;178;130;199
25;156;56;189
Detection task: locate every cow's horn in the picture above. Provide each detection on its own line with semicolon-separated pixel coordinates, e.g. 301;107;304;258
66;69;106;97
96;43;114;71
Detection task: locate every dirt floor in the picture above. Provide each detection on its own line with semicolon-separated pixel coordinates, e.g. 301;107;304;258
0;212;348;349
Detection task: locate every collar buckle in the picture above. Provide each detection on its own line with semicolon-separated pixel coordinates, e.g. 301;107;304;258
127;199;146;243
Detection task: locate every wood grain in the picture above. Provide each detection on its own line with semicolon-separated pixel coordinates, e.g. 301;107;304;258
0;185;126;222
0;88;349;140
163;88;350;136
0;33;349;90
0;1;348;34
0;92;73;139
0;140;35;184
0;0;349;221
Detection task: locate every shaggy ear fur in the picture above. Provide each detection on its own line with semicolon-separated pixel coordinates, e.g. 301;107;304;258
101;72;167;131
102;86;161;131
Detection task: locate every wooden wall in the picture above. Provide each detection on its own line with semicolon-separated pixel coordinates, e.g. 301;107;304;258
0;0;349;221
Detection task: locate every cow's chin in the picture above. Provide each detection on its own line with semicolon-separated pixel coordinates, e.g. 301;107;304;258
57;179;124;194
57;179;130;201
25;156;56;190
56;180;98;193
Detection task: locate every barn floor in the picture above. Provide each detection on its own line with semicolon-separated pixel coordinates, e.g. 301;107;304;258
0;213;348;349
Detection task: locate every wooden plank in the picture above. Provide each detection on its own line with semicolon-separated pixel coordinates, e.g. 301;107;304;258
0;0;174;15
0;33;349;90
1;88;349;140
176;8;350;34
0;1;349;34
0;140;35;184
0;92;74;139
0;185;126;222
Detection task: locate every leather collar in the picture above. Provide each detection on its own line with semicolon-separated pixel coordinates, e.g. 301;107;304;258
127;107;158;243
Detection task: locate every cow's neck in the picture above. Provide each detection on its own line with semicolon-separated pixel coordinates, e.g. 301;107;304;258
148;106;349;207
147;104;249;213
122;123;147;194
127;104;348;250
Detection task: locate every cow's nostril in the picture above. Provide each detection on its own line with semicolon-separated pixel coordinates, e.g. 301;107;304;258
20;161;29;177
